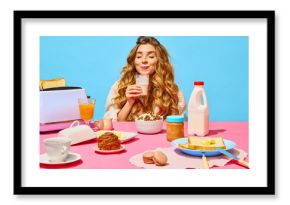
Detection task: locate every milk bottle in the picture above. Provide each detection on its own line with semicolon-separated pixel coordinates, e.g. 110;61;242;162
188;81;209;136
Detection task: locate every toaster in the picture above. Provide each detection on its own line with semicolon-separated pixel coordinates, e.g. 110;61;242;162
40;87;87;131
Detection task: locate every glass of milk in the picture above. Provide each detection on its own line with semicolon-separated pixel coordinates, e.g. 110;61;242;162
136;74;149;96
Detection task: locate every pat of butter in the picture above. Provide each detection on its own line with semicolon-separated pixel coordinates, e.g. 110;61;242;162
201;139;216;145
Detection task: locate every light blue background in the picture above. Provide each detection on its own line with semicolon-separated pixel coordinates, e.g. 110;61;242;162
40;36;248;121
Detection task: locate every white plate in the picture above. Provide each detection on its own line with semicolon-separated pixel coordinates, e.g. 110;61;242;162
95;130;137;143
94;145;126;154
40;152;81;165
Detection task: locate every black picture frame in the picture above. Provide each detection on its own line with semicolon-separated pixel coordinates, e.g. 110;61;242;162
14;10;275;195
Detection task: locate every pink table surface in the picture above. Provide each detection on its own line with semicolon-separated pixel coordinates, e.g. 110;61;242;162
40;122;249;169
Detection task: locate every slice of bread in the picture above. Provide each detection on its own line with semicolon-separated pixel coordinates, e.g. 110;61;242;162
187;137;226;150
40;78;66;90
178;143;190;149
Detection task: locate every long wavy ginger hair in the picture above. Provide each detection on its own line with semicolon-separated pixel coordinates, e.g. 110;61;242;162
113;36;180;121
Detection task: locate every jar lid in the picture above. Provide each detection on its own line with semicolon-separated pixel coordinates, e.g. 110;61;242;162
166;115;184;123
194;81;204;85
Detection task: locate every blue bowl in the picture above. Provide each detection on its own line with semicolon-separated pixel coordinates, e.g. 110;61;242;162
171;137;236;157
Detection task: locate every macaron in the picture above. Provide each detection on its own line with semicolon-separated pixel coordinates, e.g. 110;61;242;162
153;151;168;166
142;151;155;164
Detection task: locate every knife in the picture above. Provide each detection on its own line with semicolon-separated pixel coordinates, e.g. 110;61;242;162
215;147;249;168
201;151;209;169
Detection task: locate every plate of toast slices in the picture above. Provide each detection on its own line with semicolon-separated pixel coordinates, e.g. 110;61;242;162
172;137;236;157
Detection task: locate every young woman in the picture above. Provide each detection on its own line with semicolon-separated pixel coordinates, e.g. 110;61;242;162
104;36;186;121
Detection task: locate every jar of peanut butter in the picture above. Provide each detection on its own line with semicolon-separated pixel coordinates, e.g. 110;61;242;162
166;115;184;142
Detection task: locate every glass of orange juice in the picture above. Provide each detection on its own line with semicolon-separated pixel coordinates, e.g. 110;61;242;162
78;98;96;125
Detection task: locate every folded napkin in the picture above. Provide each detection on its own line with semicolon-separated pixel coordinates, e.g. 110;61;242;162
129;147;248;169
58;121;96;145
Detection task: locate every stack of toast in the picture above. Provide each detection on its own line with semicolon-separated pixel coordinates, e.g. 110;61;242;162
179;137;226;150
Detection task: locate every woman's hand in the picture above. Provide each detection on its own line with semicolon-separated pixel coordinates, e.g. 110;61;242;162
117;85;142;121
125;85;142;104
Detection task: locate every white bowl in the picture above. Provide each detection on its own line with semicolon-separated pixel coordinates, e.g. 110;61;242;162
135;119;163;134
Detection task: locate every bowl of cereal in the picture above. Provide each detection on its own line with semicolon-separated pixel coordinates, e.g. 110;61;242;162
135;113;164;134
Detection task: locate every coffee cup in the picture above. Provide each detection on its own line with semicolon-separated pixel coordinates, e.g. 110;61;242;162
136;74;149;96
44;137;72;162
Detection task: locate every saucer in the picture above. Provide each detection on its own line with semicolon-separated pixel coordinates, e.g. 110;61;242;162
40;152;81;165
94;145;125;154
